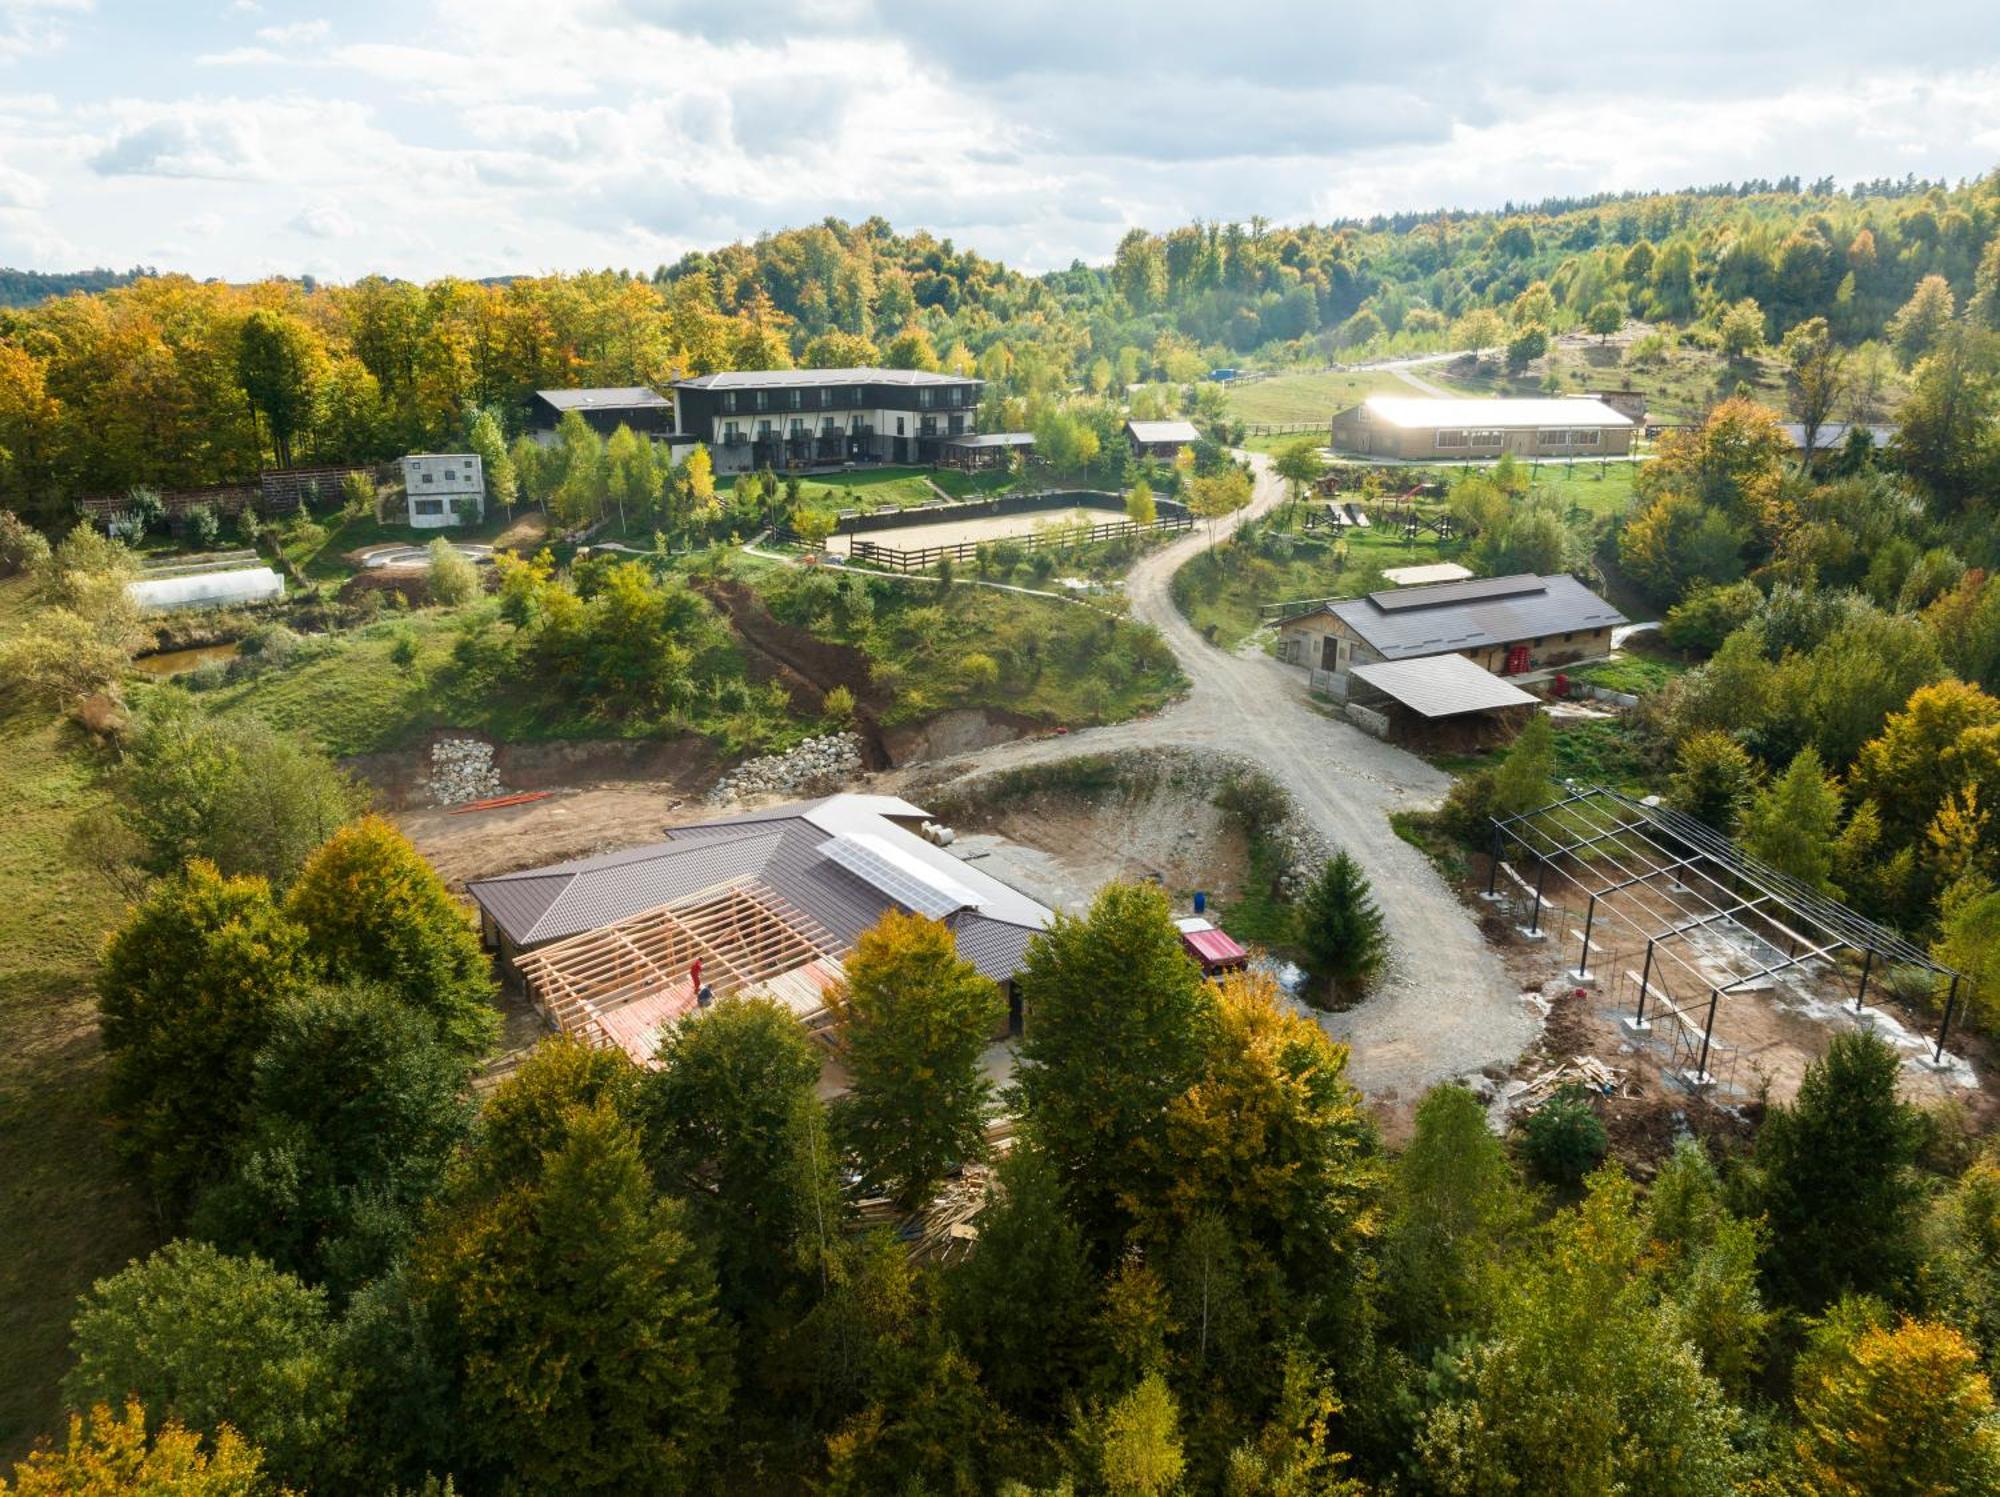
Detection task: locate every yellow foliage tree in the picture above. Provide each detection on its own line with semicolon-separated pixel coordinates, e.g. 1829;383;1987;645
0;1399;281;1496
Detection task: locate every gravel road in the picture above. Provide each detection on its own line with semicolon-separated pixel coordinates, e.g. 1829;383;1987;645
904;453;1534;1102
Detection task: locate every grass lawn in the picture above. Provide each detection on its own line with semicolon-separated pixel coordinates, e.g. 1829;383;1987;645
1570;651;1687;696
1223;368;1409;426
727;466;1019;516
0;580;155;1460
1424;338;1797;425
1519;462;1640;521
1173;520;1470;651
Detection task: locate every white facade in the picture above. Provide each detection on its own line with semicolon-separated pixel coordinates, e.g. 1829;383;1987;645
400;453;485;529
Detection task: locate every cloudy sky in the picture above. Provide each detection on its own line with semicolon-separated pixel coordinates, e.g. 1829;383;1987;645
2;0;1998;282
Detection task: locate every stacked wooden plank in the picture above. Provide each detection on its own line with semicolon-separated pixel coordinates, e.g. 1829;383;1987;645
1507;1054;1623;1112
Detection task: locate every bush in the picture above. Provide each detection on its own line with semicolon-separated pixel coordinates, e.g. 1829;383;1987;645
0;509;50;575
823;684;856;721
426;537;478;606
387;626;419;669
1521;1085;1608;1187
184;504;220;551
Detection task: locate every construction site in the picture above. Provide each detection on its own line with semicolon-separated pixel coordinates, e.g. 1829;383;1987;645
1481;784;1986;1128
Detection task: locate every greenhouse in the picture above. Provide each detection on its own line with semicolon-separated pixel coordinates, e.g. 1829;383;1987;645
126;565;285;612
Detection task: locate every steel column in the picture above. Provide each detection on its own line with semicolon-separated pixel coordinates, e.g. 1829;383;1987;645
1853;948;1874;1014
1936;975;1962;1064
1576;893;1597;979
1635;939;1656;1026
1695;987;1720;1080
1529;858;1547;935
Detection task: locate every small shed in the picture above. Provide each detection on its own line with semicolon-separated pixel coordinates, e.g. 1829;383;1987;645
1176;916;1249;976
1347;654;1538;747
1126;419;1202;458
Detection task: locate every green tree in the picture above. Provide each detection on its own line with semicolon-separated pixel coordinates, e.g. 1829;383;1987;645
1740;746;1843;892
1893;326;2000;505
1490;710;1555;817
1585;299;1624;342
834;910;1001;1209
1755;1030;1926;1309
1718;297;1766;361
604;421;659;532
1271;439;1326;513
425;535;476;604
1014;881;1213;1253
1888;273;1957;366
803;330;880;368
192;983;476;1298
1792;1305;2000;1496
1294;851;1388;1001
1379;1083;1527;1356
943;1142;1094;1418
1521;1085;1608;1189
1782;316;1851;460
285;815;497;1058
97;862;311;1216
64;1240;347;1490
1504;323;1549;374
642;996;843;1318
882;323;940;371
1418;1170;1744;1496
465;405;516;515
414;1098;733;1495
1645;1140;1775;1398
791;505;837;551
1124;479;1157;526
0;1398;276;1497
236;310;317;468
1667;730;1762;835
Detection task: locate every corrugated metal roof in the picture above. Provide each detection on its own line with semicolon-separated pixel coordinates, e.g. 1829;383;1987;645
467;794;1052;979
947;914;1041;983
535;386;671;410
1181;926;1249;968
1126;419;1202;444
674;367;976;390
1350;655;1540;718
1370;574;1546;612
1319;573;1626;661
1359;396;1633;429
1779;421;1896;450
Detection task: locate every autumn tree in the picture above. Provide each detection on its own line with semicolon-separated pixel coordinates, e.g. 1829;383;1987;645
284;815;497;1058
64;1241;347;1490
1893;326;2000;505
1015;881;1213;1253
97;862;310;1215
0;1398;276;1497
1124;479;1156;526
1782;316;1851;460
1294;851;1388;1000
1755;1030;1926;1309
834;910;1001;1209
1791;1304;2000;1495
1585;299;1624;342
1718;297;1766;361
803;330;879;368
1272;438;1325;514
1668;730;1762;835
1888;273;1957;366
1098;1374;1185;1497
237;309;318;467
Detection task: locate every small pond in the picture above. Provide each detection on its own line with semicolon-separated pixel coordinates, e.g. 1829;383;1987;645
131;641;243;677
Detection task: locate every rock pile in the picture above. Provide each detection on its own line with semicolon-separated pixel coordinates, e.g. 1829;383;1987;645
710;732;864;804
424;737;503;806
1267;819;1332;900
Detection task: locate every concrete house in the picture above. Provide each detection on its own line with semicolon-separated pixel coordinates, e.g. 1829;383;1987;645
673;368;983;474
1276;573;1625;685
399;454;484;529
1328;396;1634;460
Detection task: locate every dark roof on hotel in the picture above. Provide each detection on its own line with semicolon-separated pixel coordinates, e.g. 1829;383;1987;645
534;386;671;411
1289;573;1626;661
674;367;978;391
467;794;1050;984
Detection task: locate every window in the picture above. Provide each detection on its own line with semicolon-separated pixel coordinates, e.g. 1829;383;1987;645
948;386;964;406
1536;430;1570;446
414;498;444;516
919;387;935;408
819;388;832;408
896;417;905;435
920;415;937;436
757;419;773;438
789;418;805;436
1468;430;1502;447
723;421;741;444
443;468;457;481
754;391;768;412
821;417;836;435
1571;429;1602;446
948;413;965;435
789;389;802;410
851;385;864;406
1434;430;1469;449
420;471;435;484
722;392;737;414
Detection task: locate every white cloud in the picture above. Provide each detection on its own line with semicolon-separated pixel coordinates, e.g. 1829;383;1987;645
195;45;280;66
256;18;328;46
0;0;89;62
290;201;354;238
0;159;43;207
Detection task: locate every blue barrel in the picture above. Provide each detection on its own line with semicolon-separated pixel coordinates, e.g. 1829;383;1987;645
1193;891;1207;914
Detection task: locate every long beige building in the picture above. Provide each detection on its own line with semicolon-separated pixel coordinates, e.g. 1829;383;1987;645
1329;396;1634;460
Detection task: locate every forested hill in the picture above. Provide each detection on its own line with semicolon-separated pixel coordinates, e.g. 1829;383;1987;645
5;178;2000;522
0;266;149;308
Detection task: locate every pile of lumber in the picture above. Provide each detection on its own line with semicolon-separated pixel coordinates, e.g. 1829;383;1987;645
848;1161;1004;1267
1507;1054;1623;1112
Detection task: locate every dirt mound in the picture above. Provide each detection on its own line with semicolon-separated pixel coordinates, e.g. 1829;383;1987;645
339;568;429;607
345;728;718;810
882;707;1050;763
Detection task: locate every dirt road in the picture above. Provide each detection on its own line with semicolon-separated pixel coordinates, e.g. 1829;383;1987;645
901;453;1533;1103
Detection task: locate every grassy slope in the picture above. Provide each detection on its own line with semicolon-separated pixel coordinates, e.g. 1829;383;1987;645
1425;338;1794;424
0;579;153;1459
1221;369;1410;425
726;465;1018;514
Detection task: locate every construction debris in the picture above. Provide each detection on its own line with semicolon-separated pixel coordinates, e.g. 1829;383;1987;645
1504;1054;1624;1113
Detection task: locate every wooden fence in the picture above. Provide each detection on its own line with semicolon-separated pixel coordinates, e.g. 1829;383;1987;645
1241;422;1327;438
848;514;1194;573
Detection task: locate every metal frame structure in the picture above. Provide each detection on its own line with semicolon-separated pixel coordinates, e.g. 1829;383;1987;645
1489;784;1967;1085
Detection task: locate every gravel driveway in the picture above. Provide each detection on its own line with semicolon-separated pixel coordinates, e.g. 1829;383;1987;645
903;453;1534;1103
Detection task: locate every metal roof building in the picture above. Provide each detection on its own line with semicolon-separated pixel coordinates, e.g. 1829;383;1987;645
1326;574;1626;661
528;386;675;436
1126;419;1203;454
1351;396;1632;431
1350;654;1539;718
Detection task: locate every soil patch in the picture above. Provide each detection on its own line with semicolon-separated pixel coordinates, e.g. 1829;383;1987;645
347;728;718;811
881;706;1052;764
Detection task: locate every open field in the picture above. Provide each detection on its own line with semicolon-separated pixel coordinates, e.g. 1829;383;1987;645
1423;334;1797;424
727;465;1017;515
0;580;155;1460
1222;368;1410;425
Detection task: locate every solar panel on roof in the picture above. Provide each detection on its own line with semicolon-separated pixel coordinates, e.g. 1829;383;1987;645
1369;575;1547;611
819;834;982;919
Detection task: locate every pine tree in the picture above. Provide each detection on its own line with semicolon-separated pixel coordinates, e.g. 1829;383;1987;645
1294;851;1388;1001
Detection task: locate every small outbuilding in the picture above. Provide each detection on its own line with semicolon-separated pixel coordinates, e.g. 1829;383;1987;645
940;432;1034;472
529;386;675;437
1175;917;1249;976
1329;396;1633;460
400;454;484;529
1347;654;1538;746
1125;419;1202;458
